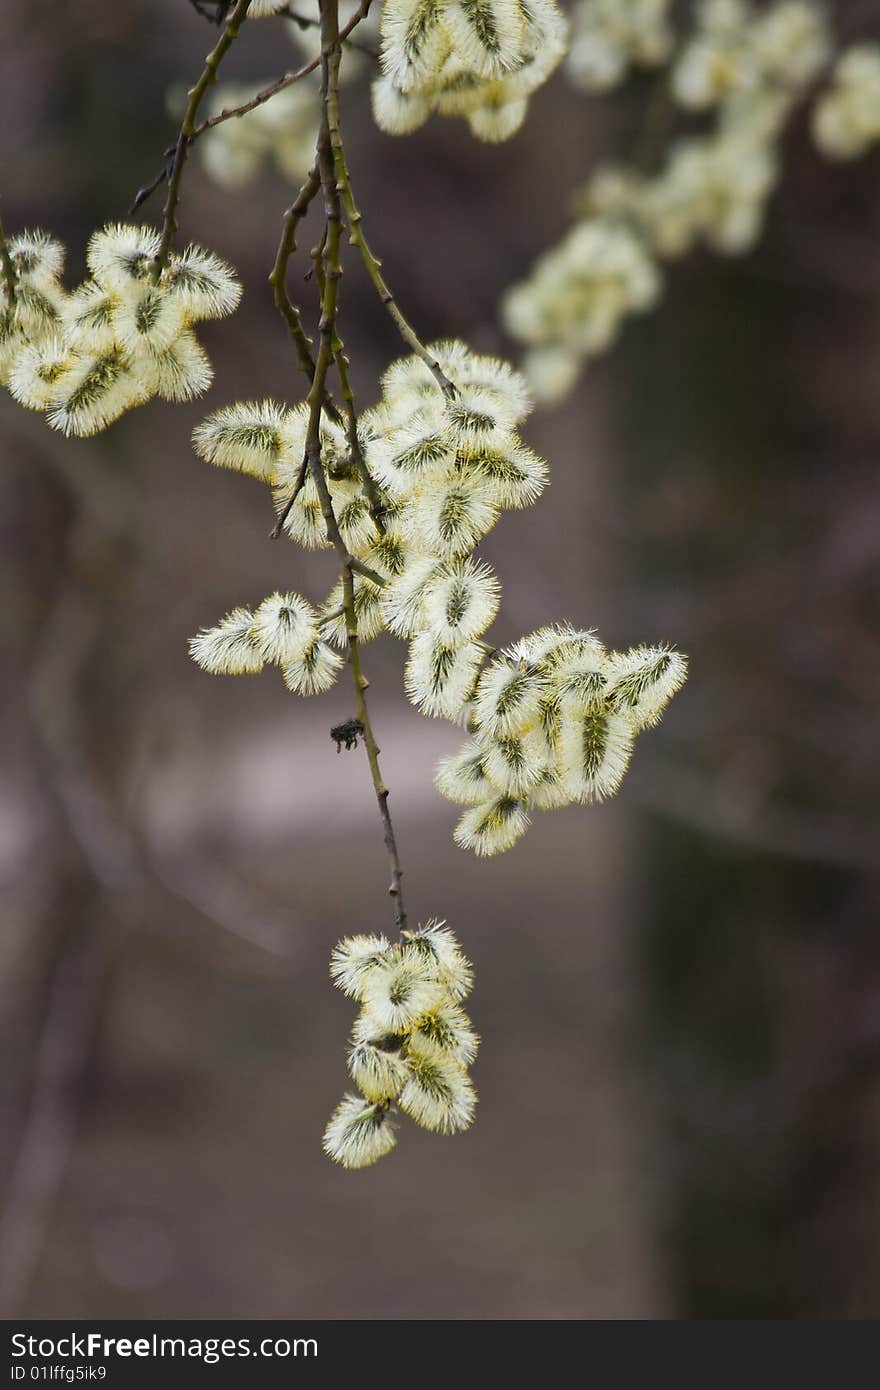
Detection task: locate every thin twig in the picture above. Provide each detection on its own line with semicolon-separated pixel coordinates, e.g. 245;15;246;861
326;64;455;397
132;1;372;216
0;923;113;1318
130;151;177;215
295;0;408;933
192;53;320;138
153;0;254;274
268;165;324;395
342;558;409;933
348;555;387;585
267;166;339;538
280;4;378;53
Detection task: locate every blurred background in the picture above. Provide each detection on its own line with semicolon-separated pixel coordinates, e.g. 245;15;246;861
2;0;880;1320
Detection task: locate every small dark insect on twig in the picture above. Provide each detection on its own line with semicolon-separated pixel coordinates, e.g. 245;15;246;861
330;718;365;753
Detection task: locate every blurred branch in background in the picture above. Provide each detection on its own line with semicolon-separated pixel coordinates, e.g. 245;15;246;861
0;405;304;1315
0;912;112;1317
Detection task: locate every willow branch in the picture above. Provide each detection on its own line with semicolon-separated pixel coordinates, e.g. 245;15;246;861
193;53;320;135
152;0;253;273
341;562;408;933
188;0;371;139
133;1;372;215
293;2;408;933
326;78;454;397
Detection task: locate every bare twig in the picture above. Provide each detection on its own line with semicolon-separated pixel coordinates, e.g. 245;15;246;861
133;1;372;216
326;61;455;397
153;0;254;274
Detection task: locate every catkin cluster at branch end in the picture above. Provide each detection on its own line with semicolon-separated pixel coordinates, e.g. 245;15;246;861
324;921;478;1168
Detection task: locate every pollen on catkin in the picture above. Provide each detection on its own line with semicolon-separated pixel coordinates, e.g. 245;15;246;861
188;607;265;676
404;632;484;721
322;1094;398;1169
398;1040;477;1133
282;637;344;695
403;918;475;1000
360;953;446;1033
190;589;341;696
329;934;394;999
250;591;318;665
192;401;290;480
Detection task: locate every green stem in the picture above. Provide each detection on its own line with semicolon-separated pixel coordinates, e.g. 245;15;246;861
342;559;408;934
303;0;408;935
153;0;253;276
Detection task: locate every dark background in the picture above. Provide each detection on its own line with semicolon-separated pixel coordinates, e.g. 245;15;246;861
1;0;879;1319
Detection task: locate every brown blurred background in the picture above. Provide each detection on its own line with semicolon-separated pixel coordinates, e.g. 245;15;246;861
1;0;880;1320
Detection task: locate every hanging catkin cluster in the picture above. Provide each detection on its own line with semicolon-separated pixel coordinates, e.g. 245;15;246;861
372;0;568;143
324;921;477;1168
1;223;240;435
189;339;688;850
